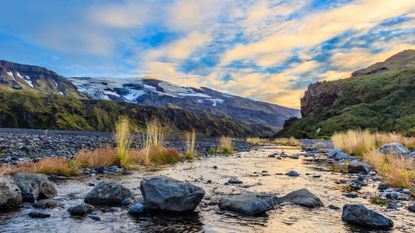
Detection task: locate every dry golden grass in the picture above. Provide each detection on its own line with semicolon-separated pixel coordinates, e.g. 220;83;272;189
74;148;119;168
332;129;376;156
271;137;301;146
363;150;415;188
332;129;415;156
185;130;197;159
246;137;301;146
246;137;265;144
218;136;233;154
1;157;80;176
115;117;132;168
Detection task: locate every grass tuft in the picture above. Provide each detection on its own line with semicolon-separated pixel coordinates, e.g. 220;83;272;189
218;136;233;154
1;157;80;176
74;148;119;168
115;117;132;168
246;137;301;146
185;129;197;159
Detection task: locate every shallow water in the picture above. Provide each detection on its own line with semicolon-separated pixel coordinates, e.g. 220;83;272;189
1;145;414;233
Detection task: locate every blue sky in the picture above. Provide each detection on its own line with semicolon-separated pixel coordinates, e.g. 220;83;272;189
0;0;414;108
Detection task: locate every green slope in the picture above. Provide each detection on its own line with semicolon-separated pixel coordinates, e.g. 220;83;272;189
0;87;277;137
277;50;415;138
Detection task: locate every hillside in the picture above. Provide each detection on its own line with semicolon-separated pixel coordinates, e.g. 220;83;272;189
69;77;300;127
277;49;415;138
0;86;276;137
0;60;85;98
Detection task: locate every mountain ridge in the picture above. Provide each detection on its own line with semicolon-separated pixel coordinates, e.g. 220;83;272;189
0;60;300;128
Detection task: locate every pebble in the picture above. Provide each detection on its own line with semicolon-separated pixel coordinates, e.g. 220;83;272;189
287;171;300;177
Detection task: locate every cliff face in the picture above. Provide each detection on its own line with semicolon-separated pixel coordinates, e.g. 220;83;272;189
277;49;415;138
300;82;342;117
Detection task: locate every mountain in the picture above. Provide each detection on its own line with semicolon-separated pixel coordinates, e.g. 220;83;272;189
277;49;415;138
69;77;300;128
0;60;280;136
0;86;276;137
0;60;85;98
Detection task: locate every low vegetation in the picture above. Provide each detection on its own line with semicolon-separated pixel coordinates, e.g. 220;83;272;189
218;136;234;154
185;130;197;159
246;137;301;146
2;158;80;176
332;129;415;188
115;117;132;168
1;118;187;176
332;129;415;156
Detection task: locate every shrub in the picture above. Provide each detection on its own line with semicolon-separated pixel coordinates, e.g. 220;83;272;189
218;136;233;154
246;137;264;144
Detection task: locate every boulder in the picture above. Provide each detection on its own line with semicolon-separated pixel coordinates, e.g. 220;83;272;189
68;203;95;216
32;199;58;209
378;143;409;156
280;188;323;208
342;204;394;230
407;204;415;213
140;175;205;212
85;181;132;206
218;192;278;216
409;151;415;157
0;176;22;211
348;161;370;174
13;173;57;202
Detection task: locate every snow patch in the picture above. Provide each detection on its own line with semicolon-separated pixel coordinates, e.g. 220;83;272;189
6;71;14;80
124;90;145;102
103;90;120;97
209;98;224;107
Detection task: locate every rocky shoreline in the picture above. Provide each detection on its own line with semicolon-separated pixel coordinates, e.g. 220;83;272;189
0;128;254;165
1;131;415;232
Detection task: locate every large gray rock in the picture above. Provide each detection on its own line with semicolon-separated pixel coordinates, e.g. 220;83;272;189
13;173;57;202
0;176;22;211
280;188;323;208
85;181;132;206
140;175;205;212
378;143;409;156
218;192;278;216
342;204;394;230
348;161;370;174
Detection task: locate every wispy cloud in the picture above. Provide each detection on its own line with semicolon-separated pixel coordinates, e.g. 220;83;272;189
0;0;414;108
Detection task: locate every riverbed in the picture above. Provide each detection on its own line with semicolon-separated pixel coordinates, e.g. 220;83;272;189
0;145;414;233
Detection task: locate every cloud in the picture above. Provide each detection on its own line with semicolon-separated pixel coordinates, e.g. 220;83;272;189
221;0;415;67
89;1;157;28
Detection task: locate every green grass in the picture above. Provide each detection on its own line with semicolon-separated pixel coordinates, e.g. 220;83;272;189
278;67;415;138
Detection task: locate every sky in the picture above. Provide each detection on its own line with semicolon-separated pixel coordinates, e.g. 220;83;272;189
0;0;414;108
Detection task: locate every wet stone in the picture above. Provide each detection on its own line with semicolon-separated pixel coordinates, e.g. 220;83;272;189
29;210;51;218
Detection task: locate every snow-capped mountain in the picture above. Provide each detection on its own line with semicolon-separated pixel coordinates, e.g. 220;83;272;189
69;77;300;127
